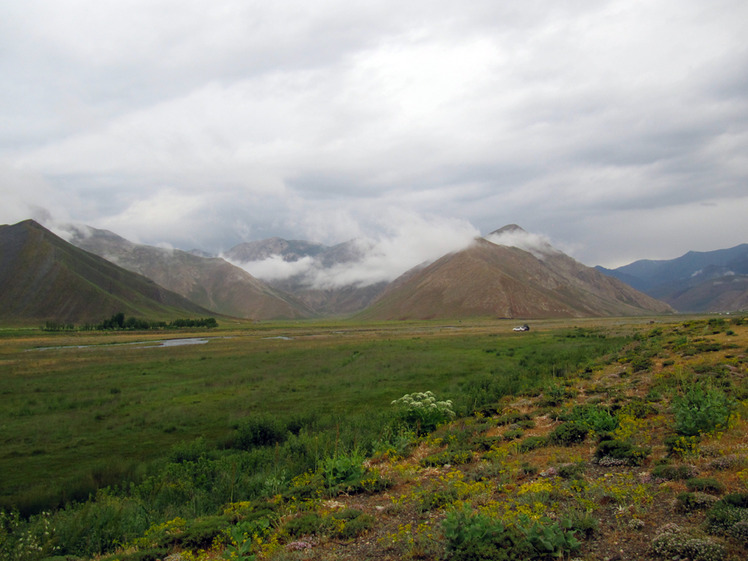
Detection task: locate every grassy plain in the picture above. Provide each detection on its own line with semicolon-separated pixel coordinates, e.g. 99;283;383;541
4;315;747;561
1;317;632;514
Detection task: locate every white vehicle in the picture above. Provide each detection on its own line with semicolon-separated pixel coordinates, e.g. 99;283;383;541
513;324;530;332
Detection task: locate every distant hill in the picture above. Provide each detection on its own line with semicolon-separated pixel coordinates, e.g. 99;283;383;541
359;228;673;320
64;226;314;320
0;220;211;324
597;244;748;312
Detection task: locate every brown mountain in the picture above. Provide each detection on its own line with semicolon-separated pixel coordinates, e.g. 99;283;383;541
64;225;314;320
0;220;211;324
359;233;673;320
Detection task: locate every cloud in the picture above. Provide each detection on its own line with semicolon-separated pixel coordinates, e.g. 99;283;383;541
1;1;747;267
232;211;479;288
485;228;559;260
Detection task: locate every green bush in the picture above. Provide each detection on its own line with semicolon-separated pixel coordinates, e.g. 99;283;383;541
676;492;719;513
567;403;618;433
547;422;588;446
231;415;287;449
595;438;649;466
686;477;725;495
517;436;546;453
284;512;328;537
557;463;585;480
673;383;736;437
705;496;748;541
651;463;698;481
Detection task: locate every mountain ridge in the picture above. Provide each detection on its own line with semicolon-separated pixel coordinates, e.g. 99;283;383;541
0;220;212;324
597;243;748;312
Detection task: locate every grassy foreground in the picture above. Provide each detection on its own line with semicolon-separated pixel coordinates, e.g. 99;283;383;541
1;316;747;560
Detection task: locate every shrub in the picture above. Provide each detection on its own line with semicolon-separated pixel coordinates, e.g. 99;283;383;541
630;356;653;372
474;436;504;451
664;434;701;457
651;463;698;481
676;492;720;513
686;477;725;495
284;512;328;537
595;438;649;466
672;383;736;437
705;496;748;541
556;463;585;480
548;422;588;446
517;436;546;453
567;403;618;433
391;391;455;435
503;428;524;441
232;415;287;449
651;523;725;561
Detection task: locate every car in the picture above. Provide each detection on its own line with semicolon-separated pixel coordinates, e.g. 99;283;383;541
513;324;530;332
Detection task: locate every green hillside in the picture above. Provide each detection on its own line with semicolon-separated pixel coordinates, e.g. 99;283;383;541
0;220;211;324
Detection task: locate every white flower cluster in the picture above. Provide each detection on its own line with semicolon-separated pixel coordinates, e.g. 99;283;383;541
392;391;455;417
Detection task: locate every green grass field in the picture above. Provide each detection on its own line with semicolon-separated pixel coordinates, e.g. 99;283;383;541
0;318;635;517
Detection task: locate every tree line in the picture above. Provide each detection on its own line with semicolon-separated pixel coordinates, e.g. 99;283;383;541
43;313;218;332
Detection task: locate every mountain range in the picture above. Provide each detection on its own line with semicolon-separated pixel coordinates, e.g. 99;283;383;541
4;218;745;323
65;225;312;320
597;244;748;313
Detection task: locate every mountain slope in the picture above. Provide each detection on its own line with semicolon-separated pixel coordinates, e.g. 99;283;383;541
65;226;314;320
598;244;748;312
0;220;211;323
359;232;672;320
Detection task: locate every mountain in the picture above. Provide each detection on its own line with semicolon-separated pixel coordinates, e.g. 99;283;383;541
597;244;748;312
224;238;387;315
224;237;328;263
358;228;673;320
64;226;314;320
0;220;211;324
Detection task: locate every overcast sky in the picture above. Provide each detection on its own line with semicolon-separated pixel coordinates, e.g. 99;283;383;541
2;0;747;269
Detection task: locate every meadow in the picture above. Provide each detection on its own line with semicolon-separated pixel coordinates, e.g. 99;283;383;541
1;318;627;516
2;315;747;560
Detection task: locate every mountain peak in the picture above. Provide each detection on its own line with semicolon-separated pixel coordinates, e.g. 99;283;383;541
489;224;526;236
